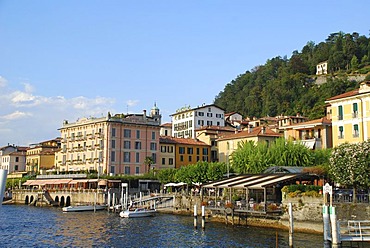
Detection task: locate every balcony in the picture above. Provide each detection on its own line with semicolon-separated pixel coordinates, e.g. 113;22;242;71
338;134;344;139
337;115;343;121
352;112;358;119
353;132;360;138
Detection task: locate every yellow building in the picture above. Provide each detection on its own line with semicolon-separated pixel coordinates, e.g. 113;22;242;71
195;125;235;162
26;138;61;173
325;81;370;147
159;136;210;169
217;126;282;163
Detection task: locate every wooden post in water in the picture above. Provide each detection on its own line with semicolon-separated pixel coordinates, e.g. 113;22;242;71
276;231;278;248
107;191;111;212
194;205;197;229
112;193;116;211
288;202;294;248
201;205;205;230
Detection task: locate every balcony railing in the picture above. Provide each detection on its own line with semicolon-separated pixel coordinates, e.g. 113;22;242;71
352;112;358;118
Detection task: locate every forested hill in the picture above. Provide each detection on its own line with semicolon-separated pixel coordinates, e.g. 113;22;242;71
214;32;370;120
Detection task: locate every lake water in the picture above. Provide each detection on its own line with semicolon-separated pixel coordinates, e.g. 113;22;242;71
0;205;323;247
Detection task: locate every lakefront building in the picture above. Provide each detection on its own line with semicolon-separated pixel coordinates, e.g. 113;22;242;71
0;145;28;174
325;81;370;147
26;138;61;174
171;104;225;139
55;105;161;175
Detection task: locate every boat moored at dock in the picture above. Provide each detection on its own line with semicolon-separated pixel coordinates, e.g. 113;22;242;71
62;204;107;212
119;208;156;218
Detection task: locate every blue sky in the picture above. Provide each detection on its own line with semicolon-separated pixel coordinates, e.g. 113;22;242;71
0;0;369;146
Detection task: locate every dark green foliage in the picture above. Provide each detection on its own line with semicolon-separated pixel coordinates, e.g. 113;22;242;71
214;32;369;120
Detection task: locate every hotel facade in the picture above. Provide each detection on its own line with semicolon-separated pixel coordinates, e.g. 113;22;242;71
55;107;161;175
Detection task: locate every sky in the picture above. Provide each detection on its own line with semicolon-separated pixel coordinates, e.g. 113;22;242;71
0;0;369;146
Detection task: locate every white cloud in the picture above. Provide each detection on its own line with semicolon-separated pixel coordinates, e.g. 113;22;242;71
1;111;32;120
0;77;116;146
127;99;139;107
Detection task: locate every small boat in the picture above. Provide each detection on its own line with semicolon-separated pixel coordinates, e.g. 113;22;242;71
119;208;157;218
62;204;107;212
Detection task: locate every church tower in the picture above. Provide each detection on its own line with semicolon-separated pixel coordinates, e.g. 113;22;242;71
150;102;162;125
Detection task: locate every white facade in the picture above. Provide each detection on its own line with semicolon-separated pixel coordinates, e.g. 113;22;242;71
316;61;328;75
171;104;225;139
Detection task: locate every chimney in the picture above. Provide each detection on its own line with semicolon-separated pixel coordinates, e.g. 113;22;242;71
143;110;147;120
262;126;266;134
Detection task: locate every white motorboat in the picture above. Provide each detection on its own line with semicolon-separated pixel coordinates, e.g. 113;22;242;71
119;208;157;218
62;204;107;212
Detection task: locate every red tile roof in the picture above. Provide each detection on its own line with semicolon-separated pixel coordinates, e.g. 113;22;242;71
284;117;331;128
326;89;359;101
159;136;209;146
160;122;172;127
217;126;281;141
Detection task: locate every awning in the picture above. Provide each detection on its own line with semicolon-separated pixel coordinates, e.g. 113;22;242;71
295;139;315;149
51;179;72;184
202;174;305;190
98;180;107;186
23;180;35;186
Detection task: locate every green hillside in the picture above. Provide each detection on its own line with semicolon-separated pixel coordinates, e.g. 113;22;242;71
214;32;370;120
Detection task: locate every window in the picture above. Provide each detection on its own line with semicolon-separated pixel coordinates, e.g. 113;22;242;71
124;129;131;138
162;158;166;165
15;165;18;171
152;132;156;140
168;146;174;153
161;146;167;152
136;152;140;163
135;166;140;174
15;157;19;162
338;106;343;120
112;128;116;137
135;141;141;150
151;153;157;163
180;155;184;162
217;121;220;126
353;124;359;138
339;126;344;139
179;147;185;154
111;151;115;162
353;103;358;118
110;166;115;175
196;148;200;155
124;141;131;149
124;152;130;162
150;142;157;151
207;121;213;126
124;166;130;175
169;158;174;165
198;112;204;116
203;148;208;155
187;147;193;154
111;140;116;149
136;130;140;139
189;156;192;162
207;113;213;117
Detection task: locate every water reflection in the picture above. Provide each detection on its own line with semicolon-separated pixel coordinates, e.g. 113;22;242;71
0;205;323;247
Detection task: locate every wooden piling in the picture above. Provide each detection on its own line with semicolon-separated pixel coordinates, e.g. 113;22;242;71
194;205;197;229
201;206;205;230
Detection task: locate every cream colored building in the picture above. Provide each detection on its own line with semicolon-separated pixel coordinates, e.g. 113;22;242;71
26;139;60;174
56;108;161;175
325;81;370;147
171;104;225;139
217;126;282;163
281;117;332;149
316;61;328;75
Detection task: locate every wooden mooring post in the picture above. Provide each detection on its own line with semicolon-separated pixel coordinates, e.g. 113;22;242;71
201;205;205;230
288;202;294;248
194;205;197;229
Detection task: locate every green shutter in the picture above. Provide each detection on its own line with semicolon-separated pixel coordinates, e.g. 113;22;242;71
353;103;358;112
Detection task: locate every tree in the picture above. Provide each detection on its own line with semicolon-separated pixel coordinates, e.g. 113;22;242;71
350;55;359;70
329;141;370;202
144;156;154;173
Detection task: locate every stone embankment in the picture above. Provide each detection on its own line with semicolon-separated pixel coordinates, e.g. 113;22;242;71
161;194;370;234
